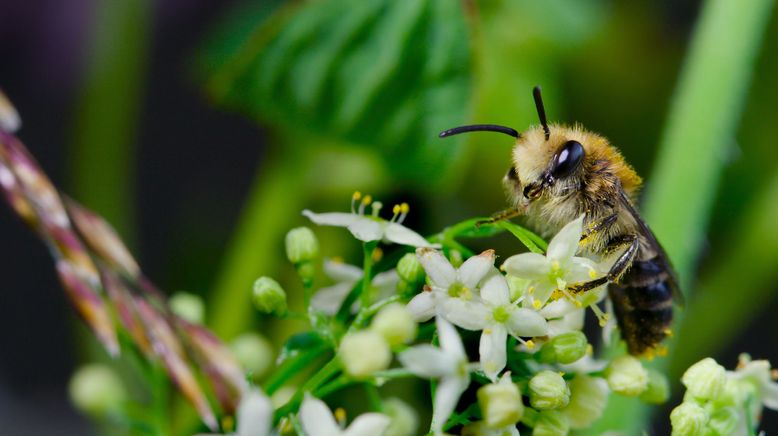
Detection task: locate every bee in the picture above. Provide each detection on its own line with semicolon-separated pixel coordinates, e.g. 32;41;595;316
439;86;681;356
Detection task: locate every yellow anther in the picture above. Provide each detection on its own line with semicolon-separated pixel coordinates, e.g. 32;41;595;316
574;299;583;308
657;346;668;357
551;260;560;271
664;328;674;338
279;418;293;434
558;371;566;377
528;286;535;294
499;264;506;272
361;194;372;205
335;407;347;424
532;299;542;309
771;369;778;381
372;247;384;262
589;269;597;279
526;340;536;350
221;416;235;432
400;202;410;214
331;256;344;264
484;328;493;335
392;204;401;215
586;344;594;355
352;191;362;201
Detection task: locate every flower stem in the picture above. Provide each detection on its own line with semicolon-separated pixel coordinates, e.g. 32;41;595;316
360;242;378;308
264;345;330;394
274;357;342;421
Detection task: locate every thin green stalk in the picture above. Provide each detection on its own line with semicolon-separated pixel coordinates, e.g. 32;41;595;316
360;242;378;308
588;0;774;433
274;357;342;420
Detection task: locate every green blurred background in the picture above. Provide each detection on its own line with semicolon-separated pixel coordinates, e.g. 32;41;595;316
0;0;776;433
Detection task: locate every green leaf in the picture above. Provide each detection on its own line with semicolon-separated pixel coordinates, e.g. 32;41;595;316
200;0;472;187
496;221;547;254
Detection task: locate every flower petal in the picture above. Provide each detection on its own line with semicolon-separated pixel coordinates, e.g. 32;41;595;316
457;250;495;289
439;298;491;331
344;413;392;436
384;222;435;247
311;283;354;316
347;217;384;242
479;325;508;382
416;248;456;288
371;269;400;298
236;389;273;436
406;292;436;322
502;252;549;281
432;375;469;436
399;345;456;378
436;316;466;361
539;299;579;319
479;270;510;306
303;210;361;228
548;309;585;337
323;259;364;282
507;308;549;337
547;215;584;261
299;393;342;436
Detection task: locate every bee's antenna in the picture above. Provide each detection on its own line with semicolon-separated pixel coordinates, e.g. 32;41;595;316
438;124;519;139
533;86;550;140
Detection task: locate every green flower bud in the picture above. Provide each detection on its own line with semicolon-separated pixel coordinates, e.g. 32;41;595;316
285;227;319;264
69;364;126;416
252;276;287;315
383;397;419;436
605;355;648;396
529;370;571;410
339;330;391;379
533;410;570;436
706;406;739;436
670;402;708;436
477;374;524;428
169;292;204;324
712;378;746;409
538;332;588;364
397;253;425;284
640;369;670;404
562;375;608;430
681;357;726;401
370;303;417;347
230;332;275;378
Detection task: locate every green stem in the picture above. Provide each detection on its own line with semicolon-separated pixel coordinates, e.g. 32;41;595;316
360;242;377;308
365;383;384;412
350;295;402;331
264;345;330;394
274;357;342;421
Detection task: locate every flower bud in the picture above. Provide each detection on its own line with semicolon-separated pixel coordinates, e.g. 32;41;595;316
252;276;287;315
477;374;523;428
605;355;648;396
285;227;319;264
370;303;417;347
562;375;608;430
529;370;571;410
681;357;726;401
230;332;275;378
339;330;391;379
69;364;126;416
169;292;205;324
670;402;708;436
397;253;425;284
639;369;670;404
707;406;739;436
533;410;570;436
538;331;588;364
383;397;419;436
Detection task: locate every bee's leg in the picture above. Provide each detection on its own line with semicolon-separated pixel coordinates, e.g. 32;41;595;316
475;208;522;227
568;234;639;294
579;213;618;244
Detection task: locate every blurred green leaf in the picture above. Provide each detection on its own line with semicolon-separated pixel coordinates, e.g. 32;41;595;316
200;0;471;187
496;221;547;254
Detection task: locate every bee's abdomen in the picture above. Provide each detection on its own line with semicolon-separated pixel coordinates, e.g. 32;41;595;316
608;258;673;356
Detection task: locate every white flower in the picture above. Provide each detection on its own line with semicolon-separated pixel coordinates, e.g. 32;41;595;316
311;260;399;315
299;393;391;436
303;193;436;248
398;317;473;436
197;389;273;436
731;354;778;410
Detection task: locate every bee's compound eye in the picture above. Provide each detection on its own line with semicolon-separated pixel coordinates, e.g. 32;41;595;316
551;140;585;179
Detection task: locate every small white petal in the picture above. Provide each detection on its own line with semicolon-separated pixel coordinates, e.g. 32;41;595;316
539;300;579;319
436;317;466;361
399;345;457;378
457;250;495;289
384;222;435;247
236;389;273;436
763;382;778;410
347;217;384;242
311;283;354;315
547;309;585;337
416;248;456;288
300;393;342;436
406;292;436;322
479;271;510;306
371;270;400;298
303;210;361;228
432;375;470;436
547;215;584;261
323;260;364;282
440;298;491;331
502;253;549;280
344;413;392;436
479;325;508;382
507;308;549;337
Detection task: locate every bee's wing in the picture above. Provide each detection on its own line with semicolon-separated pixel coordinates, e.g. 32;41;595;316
617;190;685;306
